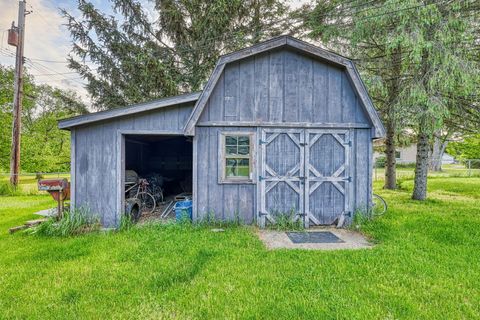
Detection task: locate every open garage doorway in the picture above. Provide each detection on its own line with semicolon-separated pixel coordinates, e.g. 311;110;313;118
123;134;192;221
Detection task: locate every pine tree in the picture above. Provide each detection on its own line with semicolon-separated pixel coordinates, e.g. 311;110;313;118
303;0;416;190
302;0;479;198
62;0;290;111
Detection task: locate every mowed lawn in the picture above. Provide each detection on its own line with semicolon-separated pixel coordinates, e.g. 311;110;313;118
1;178;479;319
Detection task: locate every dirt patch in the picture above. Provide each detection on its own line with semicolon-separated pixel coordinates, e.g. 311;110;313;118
257;227;372;250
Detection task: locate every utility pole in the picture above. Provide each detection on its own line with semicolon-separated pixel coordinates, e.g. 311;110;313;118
9;1;28;187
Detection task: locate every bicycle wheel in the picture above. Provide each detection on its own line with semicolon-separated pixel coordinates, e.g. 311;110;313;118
371;194;387;216
137;192;156;215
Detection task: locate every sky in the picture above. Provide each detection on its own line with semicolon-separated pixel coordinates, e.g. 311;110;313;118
0;0;115;102
0;0;308;106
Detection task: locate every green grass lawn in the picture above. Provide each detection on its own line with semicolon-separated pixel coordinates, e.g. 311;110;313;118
0;173;70;195
373;163;480;181
1;178;479;319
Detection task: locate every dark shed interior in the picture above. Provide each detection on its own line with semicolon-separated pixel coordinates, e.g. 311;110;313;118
125;135;192;198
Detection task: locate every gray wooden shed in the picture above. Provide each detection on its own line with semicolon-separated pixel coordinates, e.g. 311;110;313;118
59;36;385;228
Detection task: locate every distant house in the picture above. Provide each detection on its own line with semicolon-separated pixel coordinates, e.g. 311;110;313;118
374;144;456;165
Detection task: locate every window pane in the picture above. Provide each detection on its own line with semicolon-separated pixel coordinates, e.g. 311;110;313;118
238;145;249;155
238;159;249;166
226;145;237;155
223;134;251;180
226;159;237;166
225;158;249;177
225;136;237;146
225;158;237;177
238;136;250;146
237;158;250;177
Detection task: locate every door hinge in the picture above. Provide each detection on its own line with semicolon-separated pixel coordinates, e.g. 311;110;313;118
299;142;308;146
344;141;352;147
259;139;267;145
345;211;352;217
259;175;265;181
343;176;352;182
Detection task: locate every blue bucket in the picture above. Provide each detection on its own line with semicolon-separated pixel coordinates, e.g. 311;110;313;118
174;200;192;221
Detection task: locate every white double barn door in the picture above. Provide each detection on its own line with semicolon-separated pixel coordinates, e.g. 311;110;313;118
259;128;352;227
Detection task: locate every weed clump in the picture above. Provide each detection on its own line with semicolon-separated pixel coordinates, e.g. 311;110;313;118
32;207;100;237
266;209;304;231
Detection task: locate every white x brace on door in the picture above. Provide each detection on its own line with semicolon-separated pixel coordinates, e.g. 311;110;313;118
259;128;352;228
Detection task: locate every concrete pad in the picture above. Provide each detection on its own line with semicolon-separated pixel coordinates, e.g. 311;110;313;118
257;227;373;250
33;208;57;217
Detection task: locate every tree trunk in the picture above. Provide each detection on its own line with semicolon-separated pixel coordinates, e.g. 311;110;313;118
412;131;429;200
429;131;449;171
383;46;402;189
384;122;397;189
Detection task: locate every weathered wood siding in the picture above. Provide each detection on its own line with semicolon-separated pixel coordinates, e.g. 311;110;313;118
72;103;194;227
194;48;374;225
194;126;256;224
194;126;372;225
352;128;373;215
198;49;370;125
70;48;375;227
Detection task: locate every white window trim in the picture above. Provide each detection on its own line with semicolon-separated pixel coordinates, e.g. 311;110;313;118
218;131;256;184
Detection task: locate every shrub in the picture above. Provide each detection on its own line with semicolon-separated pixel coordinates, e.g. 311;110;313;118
32;207;100;237
374;156;385;168
349;208;371;231
267;209;304;231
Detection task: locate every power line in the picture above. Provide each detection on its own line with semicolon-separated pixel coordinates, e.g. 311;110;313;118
27;57;70;63
5;0;457;69
24;59;86;85
31;71;83;76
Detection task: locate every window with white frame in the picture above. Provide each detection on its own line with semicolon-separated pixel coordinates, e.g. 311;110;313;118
220;133;254;182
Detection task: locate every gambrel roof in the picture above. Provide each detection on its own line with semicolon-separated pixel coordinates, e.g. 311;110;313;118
184;35;385;138
59;36;385;138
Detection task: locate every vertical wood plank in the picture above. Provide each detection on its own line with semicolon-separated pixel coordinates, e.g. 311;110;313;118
268;50;284;122
208;128;224;219
239;58;255;121
355;129;369;209
224;63;239;121
223;184;239;221
284;50;298;122
328;66;342;122
70;129;76;209
313;61;328;122
196;127;209;219
254;53;269;121
342;73;357;123
192;134;198;221
355;95;369;124
238;185;255;224
299;57;314;123
75;127;88;209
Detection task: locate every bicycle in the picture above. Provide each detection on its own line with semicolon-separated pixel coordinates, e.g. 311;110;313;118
125;178;156;215
371;193;387;216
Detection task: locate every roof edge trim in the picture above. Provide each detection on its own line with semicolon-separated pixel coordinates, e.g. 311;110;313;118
58;92;201;129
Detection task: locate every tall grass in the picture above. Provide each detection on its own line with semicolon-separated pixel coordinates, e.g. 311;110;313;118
0;181;27;196
32;207;100;237
267;209;304;231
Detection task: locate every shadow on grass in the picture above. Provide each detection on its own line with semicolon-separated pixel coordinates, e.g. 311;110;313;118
150;249;215;291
